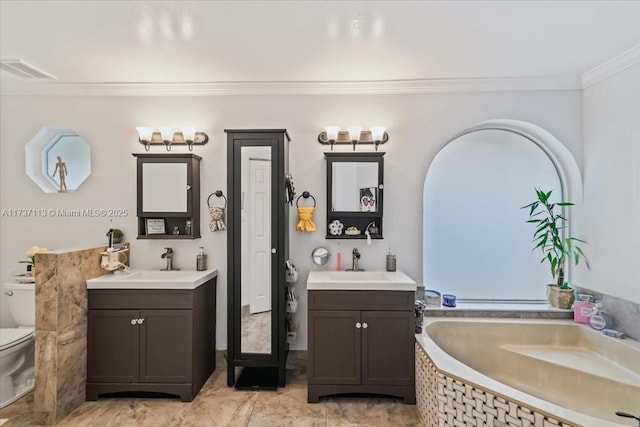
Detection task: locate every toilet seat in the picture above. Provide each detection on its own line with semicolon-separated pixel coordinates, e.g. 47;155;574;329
0;327;35;352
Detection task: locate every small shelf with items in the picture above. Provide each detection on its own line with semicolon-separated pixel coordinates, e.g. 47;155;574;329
133;153;201;239
326;215;383;240
137;215;199;239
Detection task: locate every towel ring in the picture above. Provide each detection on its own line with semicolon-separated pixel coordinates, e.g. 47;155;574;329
296;191;316;207
207;190;227;209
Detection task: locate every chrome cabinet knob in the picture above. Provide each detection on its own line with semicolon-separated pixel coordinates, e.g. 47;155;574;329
186;185;192;190
137;318;144;325
356;322;362;329
362;323;368;329
131;319;137;325
4;290;14;296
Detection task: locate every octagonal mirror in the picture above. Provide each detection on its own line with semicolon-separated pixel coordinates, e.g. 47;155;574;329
25;127;91;193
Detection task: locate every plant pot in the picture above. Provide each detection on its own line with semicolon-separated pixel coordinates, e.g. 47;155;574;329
546;284;575;309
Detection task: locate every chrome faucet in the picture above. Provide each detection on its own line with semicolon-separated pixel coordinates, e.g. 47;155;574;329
161;248;179;271
346;248;365;271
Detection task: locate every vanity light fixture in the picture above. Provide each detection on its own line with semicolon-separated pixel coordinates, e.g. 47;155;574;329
317;126;389;151
136;127;209;151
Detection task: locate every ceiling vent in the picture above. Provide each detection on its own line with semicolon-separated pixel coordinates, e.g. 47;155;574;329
0;59;57;79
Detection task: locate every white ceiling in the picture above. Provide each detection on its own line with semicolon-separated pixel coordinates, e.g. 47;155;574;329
1;1;639;90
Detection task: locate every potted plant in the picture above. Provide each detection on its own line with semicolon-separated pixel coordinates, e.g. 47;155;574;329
19;246;49;276
522;189;589;309
106;229;124;244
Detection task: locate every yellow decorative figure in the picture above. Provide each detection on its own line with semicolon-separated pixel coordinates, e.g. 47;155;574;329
296;207;316;232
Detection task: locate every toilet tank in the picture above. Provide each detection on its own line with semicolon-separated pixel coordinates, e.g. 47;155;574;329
4;282;35;326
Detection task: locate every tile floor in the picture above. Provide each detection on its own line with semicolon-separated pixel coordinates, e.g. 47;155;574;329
0;353;421;426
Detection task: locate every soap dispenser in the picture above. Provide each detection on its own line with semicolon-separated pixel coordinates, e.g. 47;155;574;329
589;301;613;330
386;248;396;272
196;247;207;271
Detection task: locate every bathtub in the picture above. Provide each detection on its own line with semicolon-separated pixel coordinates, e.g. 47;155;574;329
415;318;640;427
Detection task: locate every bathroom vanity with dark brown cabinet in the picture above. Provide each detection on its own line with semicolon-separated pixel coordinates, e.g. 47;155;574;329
86;277;216;401
307;290;415;403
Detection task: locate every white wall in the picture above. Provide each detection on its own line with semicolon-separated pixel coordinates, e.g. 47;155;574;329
576;63;640;304
0;91;583;347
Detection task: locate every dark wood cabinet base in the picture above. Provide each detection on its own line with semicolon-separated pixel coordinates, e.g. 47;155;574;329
308;384;415;404
87;277;217;402
86;382;195;402
307;290;416;405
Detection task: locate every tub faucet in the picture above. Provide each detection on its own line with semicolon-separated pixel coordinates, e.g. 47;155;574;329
346;248;365;271
161;248;179;271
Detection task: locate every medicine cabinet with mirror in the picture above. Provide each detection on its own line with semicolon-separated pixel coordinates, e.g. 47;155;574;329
133;153;201;239
25;127;92;193
325;152;384;239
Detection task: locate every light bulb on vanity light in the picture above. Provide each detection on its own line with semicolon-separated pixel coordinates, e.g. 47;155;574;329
159;127;175;142
324;126;340;150
371;126;386;151
181;126;196;142
347;126;362;150
324;126;340;142
136;127;154;142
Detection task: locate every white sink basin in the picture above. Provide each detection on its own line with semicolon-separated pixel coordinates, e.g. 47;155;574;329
307;270;416;291
124;270;194;281
86;269;218;290
329;271;391;282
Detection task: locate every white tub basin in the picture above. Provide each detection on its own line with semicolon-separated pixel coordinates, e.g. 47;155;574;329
86;269;218;290
307;270;416;291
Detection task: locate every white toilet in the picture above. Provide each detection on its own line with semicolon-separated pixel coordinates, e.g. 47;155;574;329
0;282;35;408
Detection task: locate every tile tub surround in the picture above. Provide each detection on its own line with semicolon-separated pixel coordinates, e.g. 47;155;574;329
0;351;421;427
33;245;121;425
415;318;640;427
423;303;573;319
573;286;640;341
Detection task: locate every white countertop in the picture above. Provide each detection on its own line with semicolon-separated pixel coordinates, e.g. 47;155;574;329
307;269;417;291
86;269;218;290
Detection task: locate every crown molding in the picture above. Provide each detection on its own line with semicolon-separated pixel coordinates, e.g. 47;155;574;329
582;45;640;88
0;76;580;97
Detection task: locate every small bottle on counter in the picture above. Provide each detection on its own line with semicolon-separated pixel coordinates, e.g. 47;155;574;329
386;248;396;272
589;301;613;331
196;247;207;271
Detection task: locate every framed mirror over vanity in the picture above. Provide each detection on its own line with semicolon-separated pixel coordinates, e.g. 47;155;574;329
325;152;384;239
226;129;291;389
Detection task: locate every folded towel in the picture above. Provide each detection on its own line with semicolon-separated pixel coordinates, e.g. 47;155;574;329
209;206;226;232
296;207;316;232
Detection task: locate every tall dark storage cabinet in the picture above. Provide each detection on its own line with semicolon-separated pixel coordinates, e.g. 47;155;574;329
226;129;291;388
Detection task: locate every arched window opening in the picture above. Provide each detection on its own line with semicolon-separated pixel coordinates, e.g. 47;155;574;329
423;120;581;302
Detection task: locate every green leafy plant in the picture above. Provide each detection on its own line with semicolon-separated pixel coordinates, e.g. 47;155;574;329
522;189;589;289
106;229;124;238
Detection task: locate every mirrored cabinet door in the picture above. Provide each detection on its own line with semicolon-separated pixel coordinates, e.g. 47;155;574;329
142;162;188;213
325;152;384;239
226;129;291;390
